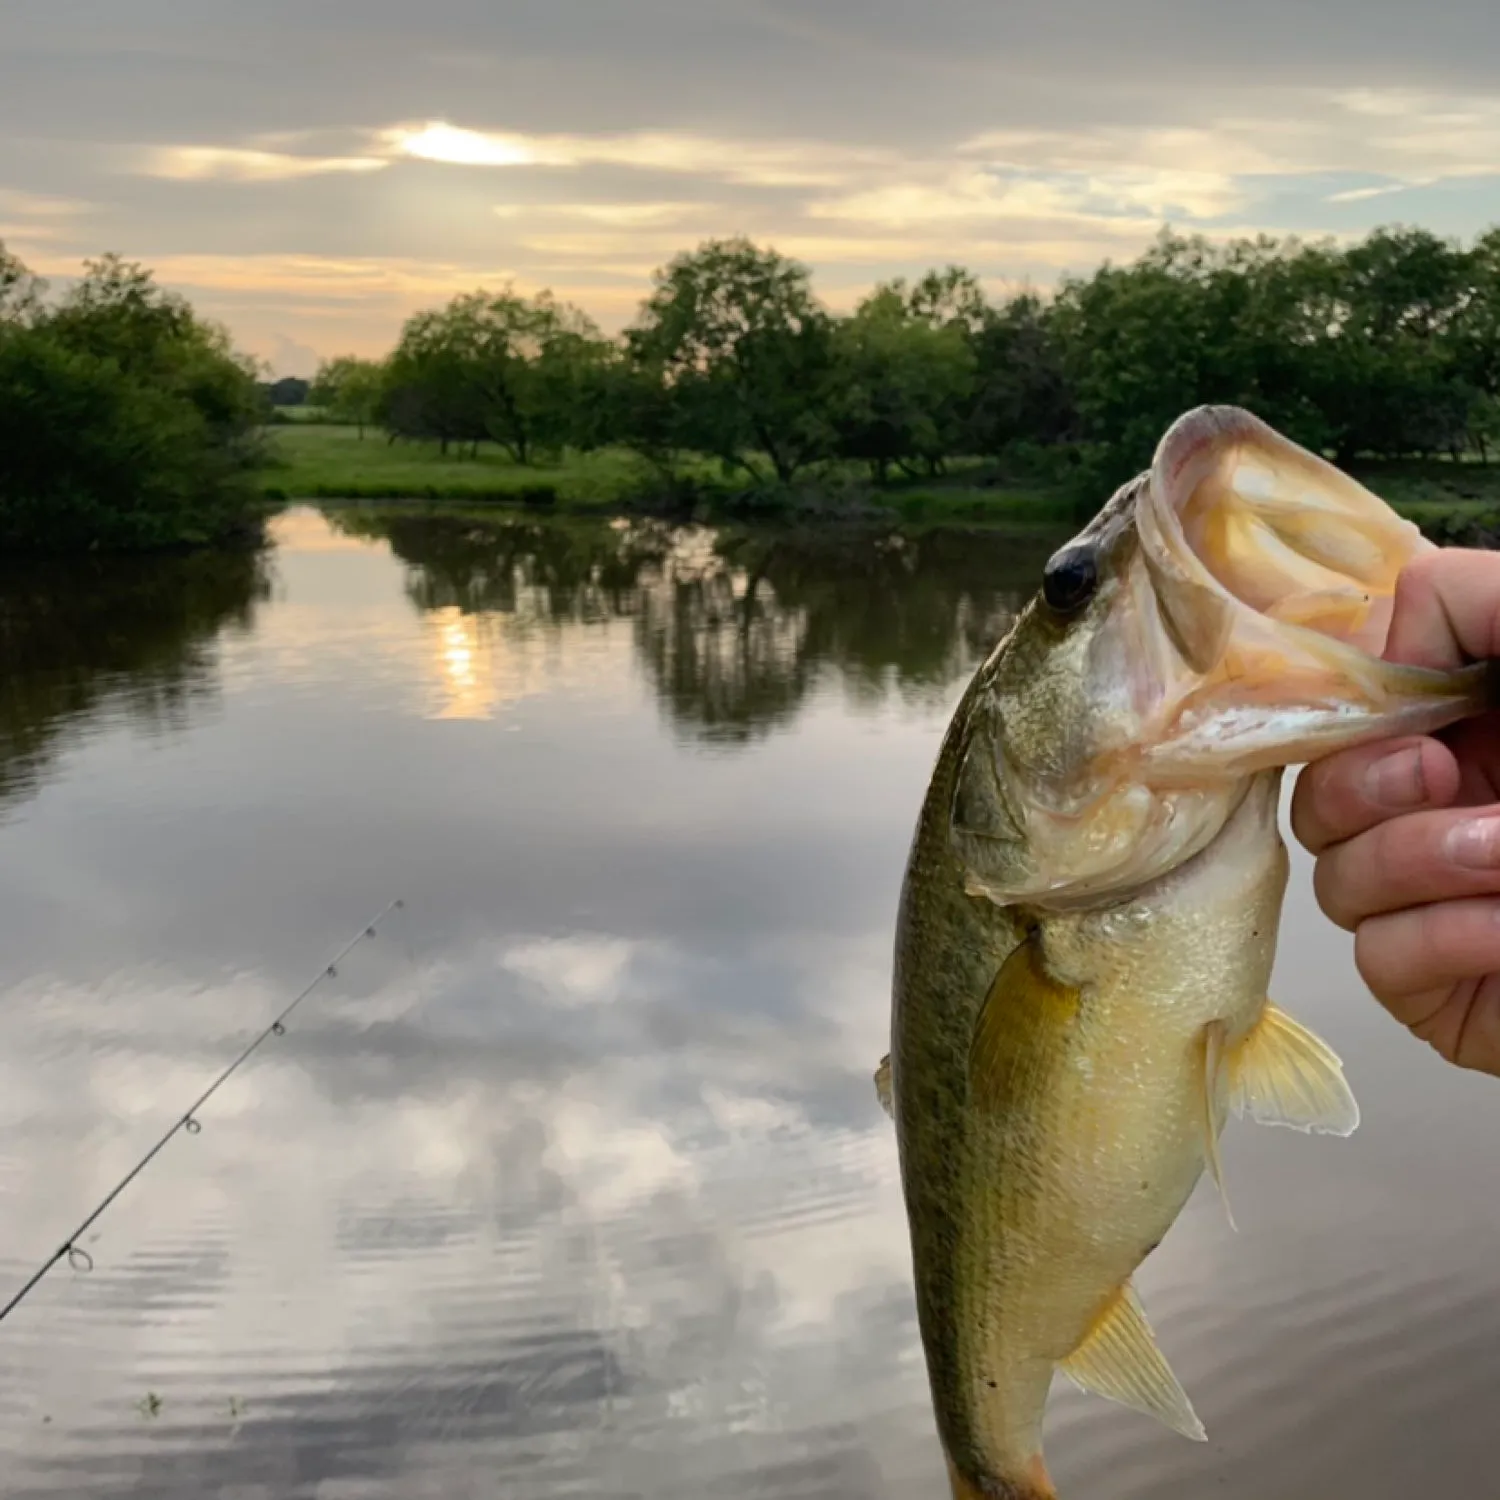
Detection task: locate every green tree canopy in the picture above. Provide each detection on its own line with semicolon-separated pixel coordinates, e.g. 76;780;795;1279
309;355;386;438
629;238;840;485
832;285;975;481
382;286;608;461
0;247;266;553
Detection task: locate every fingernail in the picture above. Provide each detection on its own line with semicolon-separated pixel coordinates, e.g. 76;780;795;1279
1444;817;1500;870
1363;747;1427;809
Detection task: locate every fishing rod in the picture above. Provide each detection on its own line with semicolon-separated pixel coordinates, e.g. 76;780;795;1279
0;898;405;1329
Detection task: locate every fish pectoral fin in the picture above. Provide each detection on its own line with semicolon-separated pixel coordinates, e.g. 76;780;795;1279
1229;1002;1360;1137
1059;1281;1207;1443
1199;1021;1236;1232
968;932;1080;1112
874;1054;893;1119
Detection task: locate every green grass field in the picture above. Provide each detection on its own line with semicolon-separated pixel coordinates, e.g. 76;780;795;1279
261;422;1500;538
260;423;1077;524
260;423;667;506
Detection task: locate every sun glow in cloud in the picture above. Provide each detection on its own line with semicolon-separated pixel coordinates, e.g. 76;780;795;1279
380;119;885;186
387;122;541;168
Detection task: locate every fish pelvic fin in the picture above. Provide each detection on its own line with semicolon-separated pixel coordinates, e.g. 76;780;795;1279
945;1454;1057;1500
1229;1001;1360;1136
873;1053;893;1119
1199;1020;1237;1232
1059;1280;1207;1443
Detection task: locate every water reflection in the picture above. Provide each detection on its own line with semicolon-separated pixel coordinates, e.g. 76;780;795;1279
0;550;270;813
330;509;1055;743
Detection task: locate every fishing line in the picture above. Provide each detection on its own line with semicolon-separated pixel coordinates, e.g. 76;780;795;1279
0;898;405;1329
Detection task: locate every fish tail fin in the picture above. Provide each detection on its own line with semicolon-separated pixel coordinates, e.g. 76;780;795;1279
945;1454;1058;1500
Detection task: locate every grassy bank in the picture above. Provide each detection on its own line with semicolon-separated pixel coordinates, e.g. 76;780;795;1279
262;422;703;509
261;422;1500;537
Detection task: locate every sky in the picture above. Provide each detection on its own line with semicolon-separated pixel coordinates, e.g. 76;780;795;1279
3;1;1500;378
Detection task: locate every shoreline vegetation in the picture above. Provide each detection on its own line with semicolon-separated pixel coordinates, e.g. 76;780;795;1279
5;223;1500;553
262;420;1500;542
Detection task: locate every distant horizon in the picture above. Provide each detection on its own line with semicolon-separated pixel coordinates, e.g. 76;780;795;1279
6;3;1500;379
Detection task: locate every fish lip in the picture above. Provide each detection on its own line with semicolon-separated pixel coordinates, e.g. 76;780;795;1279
1141;405;1279;607
1151;405;1268;503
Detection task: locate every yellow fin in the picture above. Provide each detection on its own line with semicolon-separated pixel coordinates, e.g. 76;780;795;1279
874;1054;893;1118
1229;1002;1360;1136
1059;1282;1207;1443
1200;1021;1236;1232
968;932;1080;1112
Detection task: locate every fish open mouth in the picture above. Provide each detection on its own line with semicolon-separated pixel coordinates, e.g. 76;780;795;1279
1133;406;1490;777
1143;405;1428;659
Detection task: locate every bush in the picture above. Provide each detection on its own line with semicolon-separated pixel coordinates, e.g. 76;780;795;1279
0;248;267;553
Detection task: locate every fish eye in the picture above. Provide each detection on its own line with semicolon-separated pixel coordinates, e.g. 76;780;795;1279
1041;544;1098;615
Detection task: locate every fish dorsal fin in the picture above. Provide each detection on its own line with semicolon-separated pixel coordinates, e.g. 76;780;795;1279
1059;1281;1207;1443
1229;1002;1360;1137
968;931;1080;1112
1200;1021;1237;1231
874;1054;893;1119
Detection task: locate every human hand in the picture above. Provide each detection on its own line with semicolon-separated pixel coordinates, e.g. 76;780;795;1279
1291;548;1500;1077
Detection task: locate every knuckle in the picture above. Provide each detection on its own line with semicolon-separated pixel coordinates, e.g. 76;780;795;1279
1352;920;1398;1000
1353;906;1435;1002
1291;756;1354;852
1311;848;1359;930
1395;549;1443;603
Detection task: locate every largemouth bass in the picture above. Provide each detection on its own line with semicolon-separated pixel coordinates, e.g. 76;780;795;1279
878;405;1495;1500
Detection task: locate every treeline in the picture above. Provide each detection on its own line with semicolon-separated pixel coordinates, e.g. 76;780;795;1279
0;244;266;552
312;227;1500;495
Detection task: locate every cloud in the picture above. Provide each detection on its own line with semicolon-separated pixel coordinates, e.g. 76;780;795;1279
493;201;706;227
806;168;1248;229
960;88;1500;191
0;189;92;218
381;119;888;187
139;146;390;181
1327;183;1413;205
265;330;324;379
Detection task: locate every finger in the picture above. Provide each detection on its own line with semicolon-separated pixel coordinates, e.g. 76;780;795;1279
1398;977;1500;1078
1313;805;1500;930
1441;713;1500;804
1290;736;1459;856
1354;896;1500;1007
1385;549;1500;670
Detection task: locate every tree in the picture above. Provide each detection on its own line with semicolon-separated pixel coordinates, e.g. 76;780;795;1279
888;265;991;337
967;293;1076;461
1048;231;1342;481
630;238;839;485
381;286;607;461
1311;227;1474;460
0;249;266;552
832;286;975;481
0;241;44;324
1469;392;1500;464
47;253;266;446
1453;227;1500;401
309;355;385;438
594;344;696;485
263;376;309;407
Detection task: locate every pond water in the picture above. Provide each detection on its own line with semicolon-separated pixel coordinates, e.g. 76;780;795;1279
0;505;1495;1499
